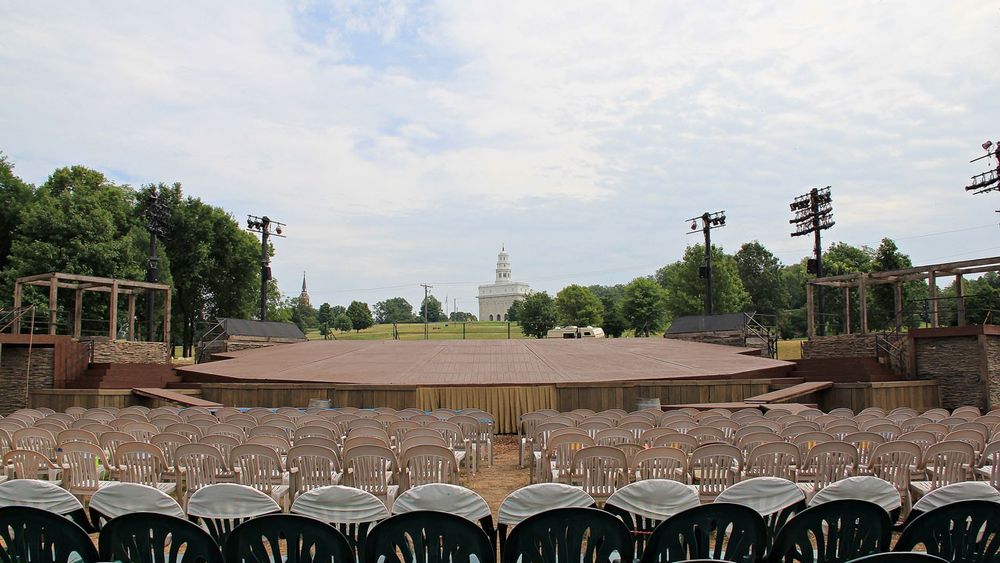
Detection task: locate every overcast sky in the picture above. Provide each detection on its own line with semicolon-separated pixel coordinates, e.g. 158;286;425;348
2;2;999;315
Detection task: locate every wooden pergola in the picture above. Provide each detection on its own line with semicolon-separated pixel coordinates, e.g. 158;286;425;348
806;256;1000;338
12;273;171;343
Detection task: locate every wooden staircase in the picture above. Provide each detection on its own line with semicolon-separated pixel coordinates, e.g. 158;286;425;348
788;357;898;383
67;363;181;389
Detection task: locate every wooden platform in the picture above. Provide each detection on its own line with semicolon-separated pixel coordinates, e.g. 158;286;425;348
131;388;222;408
744;381;834;404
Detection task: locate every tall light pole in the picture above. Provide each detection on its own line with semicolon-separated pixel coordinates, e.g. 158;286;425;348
420;284;433;340
686;211;726;315
790;186;834;336
143;187;169;341
965;139;1000;196
246;215;286;321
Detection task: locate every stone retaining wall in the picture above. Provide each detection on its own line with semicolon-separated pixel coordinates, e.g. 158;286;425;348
0;347;54;414
802;334;877;358
91;340;169;364
913;335;985;410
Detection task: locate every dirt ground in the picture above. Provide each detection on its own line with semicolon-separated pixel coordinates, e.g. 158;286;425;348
459;434;529;515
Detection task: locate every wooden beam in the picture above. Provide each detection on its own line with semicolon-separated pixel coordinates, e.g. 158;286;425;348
109;280;119;340
163;289;171;351
41;273;170;291
15;272;58;284
894;282;903;330
956;274;966;327
843;287;851;335
929;272;938;328
806;283;815;339
47;275;58;335
12;282;21;334
127;294;136;341
858;274;869;334
73;290;83;338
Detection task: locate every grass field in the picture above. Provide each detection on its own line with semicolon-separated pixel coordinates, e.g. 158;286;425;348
777;338;804;360
306;321;530;341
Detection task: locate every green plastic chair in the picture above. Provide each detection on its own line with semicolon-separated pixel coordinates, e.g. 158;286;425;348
894;500;1000;563
769;499;891;563
366;510;495;563
845;554;948;562
502;506;632;563
0;505;99;563
639;503;767;563
224;513;354;563
98;512;223;563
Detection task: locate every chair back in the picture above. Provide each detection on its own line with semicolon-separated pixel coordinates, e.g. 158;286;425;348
399;443;459;488
99;512;222;563
186;483;281;545
501;506;630;563
223;513;353;563
291;485;389;563
631;446;688;482
639;503;766;563
895;500;1000;562
605;479;699;556
770;499;891;563
115;441;169;486
392;483;495;545
89;482;184;529
0;505;98;562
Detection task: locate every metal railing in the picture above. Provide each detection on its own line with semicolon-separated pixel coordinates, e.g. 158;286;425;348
744;312;778;358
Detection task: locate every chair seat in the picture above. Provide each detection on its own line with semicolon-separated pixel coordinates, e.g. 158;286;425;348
909;480;934;499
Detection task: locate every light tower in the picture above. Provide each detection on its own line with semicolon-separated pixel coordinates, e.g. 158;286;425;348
685;211;727;315
790;186;834;336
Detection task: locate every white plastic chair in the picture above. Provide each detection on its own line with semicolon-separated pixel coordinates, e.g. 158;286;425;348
0;478;90;530
497;483;595;553
186;482;281;545
605;479;700;557
391;483;495;544
88;482;185;529
291;485;389;562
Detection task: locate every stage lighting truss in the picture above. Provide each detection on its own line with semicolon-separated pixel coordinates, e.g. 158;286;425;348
789;186;834;237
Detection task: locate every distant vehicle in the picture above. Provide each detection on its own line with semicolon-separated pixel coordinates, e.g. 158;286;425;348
546;325;606;339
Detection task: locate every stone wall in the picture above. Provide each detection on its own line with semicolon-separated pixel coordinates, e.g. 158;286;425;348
988;338;1000;410
802;335;877;359
913;335;985;410
226;341;280;353
666;331;770;356
91;340;169;364
0;347;54;414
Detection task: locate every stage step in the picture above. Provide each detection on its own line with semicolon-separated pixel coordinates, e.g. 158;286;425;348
68;363;181;389
789;357;897;383
745;381;834;404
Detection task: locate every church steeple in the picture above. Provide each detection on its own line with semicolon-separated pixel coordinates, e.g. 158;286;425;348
496;246;512;283
299;271;311;307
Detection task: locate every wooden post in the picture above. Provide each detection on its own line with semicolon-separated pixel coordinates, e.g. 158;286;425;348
127;294;136;341
109;280;119;340
806;283;816;338
956;274;966;327
858;274;869;334
929;272;938;328
894;282;903;330
843;287;851;335
48;275;58;335
73;289;83;338
163;289;172;354
12;282;21;334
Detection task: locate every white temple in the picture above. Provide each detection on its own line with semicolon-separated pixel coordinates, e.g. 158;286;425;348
477;247;531;321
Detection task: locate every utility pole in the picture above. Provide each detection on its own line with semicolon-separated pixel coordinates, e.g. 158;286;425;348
420;284;433;340
790;187;834;336
686;211;727;315
143;186;169;341
246;215;286;321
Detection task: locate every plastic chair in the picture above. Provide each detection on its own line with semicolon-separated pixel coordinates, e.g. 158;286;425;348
343;444;399;508
715;476;805;548
605;479;700;557
291;485;389;563
286;444;342;503
746;441;800;481
689;443;742;502
224;513;354;563
639;503;767;563
571;445;628;503
769;499;892;563
0;505;98;562
366;510;494;563
230;443;290;508
115;441;177;495
895;500;1000;562
501;506;631;563
392;483;496;547
88;482;185;529
186;482;281;546
0;478;91;531
175;442;232;504
901;481;1000;527
2;448;60;481
845;554;947;562
910;440;975;501
631;446;689;483
98;512;222;563
497;483;596;554
399;443;459;489
808;475;902;524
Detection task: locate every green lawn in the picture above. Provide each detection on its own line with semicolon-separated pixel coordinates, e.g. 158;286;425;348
777;339;804;360
307;321;531;341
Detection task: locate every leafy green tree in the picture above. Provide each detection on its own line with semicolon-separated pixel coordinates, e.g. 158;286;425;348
374;297;415;324
554;284;603;327
333;312;353;332
346;300;373;332
506;299;525;322
290;297;318;332
587;284;626;302
0;154;34;304
449;311;474;321
622;277;669;337
331;305;346;318
656;244;750;318
600;296;627;338
419;295;444;322
868;238;927;330
735;241;787;315
819;242;874;334
317;303;333;326
519;292;557;338
778;261;810;338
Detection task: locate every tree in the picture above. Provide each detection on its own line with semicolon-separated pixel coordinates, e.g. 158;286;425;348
868;238;927;330
317;303;333;326
656;244;750;318
346;300;373;332
819;242;874;334
290;297;318;332
449;311;474;321
735;241;787;315
506;299;525;323
600;296;628;338
374;297;415;324
333;312;353;332
554;284;604;327
331;305;346;318
778;261;810;338
0;154;34;304
519;291;557;338
419;295;444;323
622;277;669;337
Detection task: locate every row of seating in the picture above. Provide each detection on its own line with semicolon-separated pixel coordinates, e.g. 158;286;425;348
0;478;991;562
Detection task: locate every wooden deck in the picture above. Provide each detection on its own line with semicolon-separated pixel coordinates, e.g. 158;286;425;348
132;388;222;408
745;381;834;404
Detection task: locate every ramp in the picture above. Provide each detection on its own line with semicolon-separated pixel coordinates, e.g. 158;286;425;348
132;388;222;408
744;381;833;404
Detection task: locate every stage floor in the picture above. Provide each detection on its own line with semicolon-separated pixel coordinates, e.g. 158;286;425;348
178;338;793;386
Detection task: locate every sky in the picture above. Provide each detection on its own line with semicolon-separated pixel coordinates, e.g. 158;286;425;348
2;1;999;316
